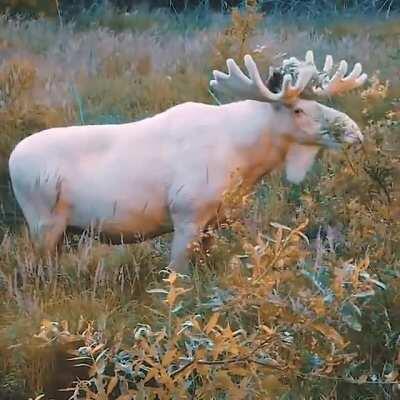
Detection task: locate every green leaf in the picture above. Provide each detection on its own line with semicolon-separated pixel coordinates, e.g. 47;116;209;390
341;301;362;332
146;289;169;294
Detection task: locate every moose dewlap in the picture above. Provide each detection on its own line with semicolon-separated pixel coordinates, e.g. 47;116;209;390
9;50;367;272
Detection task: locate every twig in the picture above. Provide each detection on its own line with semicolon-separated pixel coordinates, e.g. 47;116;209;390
362;164;391;205
70;84;85;125
55;0;63;28
170;337;281;378
342;147;357;176
296;372;400;386
170;359;196;377
208;88;221;105
359;144;391;204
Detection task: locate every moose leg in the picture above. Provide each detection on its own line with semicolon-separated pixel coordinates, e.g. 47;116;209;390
37;217;67;256
167;186;220;273
168;221;200;273
35;199;70;257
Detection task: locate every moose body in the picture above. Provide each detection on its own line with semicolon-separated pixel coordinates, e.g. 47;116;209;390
9;51;367;272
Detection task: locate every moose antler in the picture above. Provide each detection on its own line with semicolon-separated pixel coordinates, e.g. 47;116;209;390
210;50;368;104
210;52;316;104
311;56;368;97
278;50;367;97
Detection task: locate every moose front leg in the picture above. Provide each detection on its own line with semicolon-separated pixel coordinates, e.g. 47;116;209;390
168;221;200;274
167;185;221;273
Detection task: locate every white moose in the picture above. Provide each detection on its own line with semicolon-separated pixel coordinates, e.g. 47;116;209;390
8;50;367;272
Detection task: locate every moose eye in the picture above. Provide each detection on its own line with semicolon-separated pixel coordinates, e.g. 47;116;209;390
294;108;304;115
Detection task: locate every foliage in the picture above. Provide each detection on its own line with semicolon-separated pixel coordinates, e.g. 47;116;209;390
2;0;400;18
0;3;400;399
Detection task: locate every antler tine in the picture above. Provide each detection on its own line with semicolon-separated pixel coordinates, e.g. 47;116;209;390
210;52;317;104
243;55;285;101
313;55;368;96
323;54;333;73
243;52;316;103
210;55;284;103
277;50;367;98
305;49;315;64
210;56;279;102
278;65;315;103
276;50;317;103
210;58;252;99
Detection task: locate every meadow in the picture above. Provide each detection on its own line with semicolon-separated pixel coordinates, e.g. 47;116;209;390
0;3;399;399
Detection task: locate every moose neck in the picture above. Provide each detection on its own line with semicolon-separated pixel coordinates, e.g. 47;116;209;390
225;101;293;188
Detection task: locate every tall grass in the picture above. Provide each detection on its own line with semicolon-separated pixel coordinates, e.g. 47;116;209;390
0;4;399;399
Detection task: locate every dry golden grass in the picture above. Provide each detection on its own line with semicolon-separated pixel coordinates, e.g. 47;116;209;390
0;4;399;399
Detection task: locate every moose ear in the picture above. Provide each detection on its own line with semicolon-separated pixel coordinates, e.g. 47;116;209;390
285;144;320;184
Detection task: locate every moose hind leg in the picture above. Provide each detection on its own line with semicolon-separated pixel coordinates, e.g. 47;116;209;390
35;199;70;257
37;216;67;256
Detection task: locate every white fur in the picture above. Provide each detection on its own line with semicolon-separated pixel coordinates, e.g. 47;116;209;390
8;99;362;272
285;145;320;184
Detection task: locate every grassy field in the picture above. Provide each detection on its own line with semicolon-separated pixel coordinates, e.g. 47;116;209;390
0;4;399;399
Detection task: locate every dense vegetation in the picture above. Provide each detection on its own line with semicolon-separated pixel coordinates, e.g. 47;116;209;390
2;0;400;17
0;2;399;399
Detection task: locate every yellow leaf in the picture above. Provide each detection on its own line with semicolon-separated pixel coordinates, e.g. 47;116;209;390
229;366;250;376
312;323;345;348
260;374;286;396
205;312;220;334
260;324;275;336
163;271;177;285
274;227;283;252
175;287;193;297
214;370;235;390
158;367;175;391
221;323;234;340
227;343;239;356
107;375;119;395
116;392;137;400
91;343;106;355
162;348;178;368
294;218;309;233
165;286;192;306
311;297;326;317
212;340;225;360
166;287;177;306
143;366;158;384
